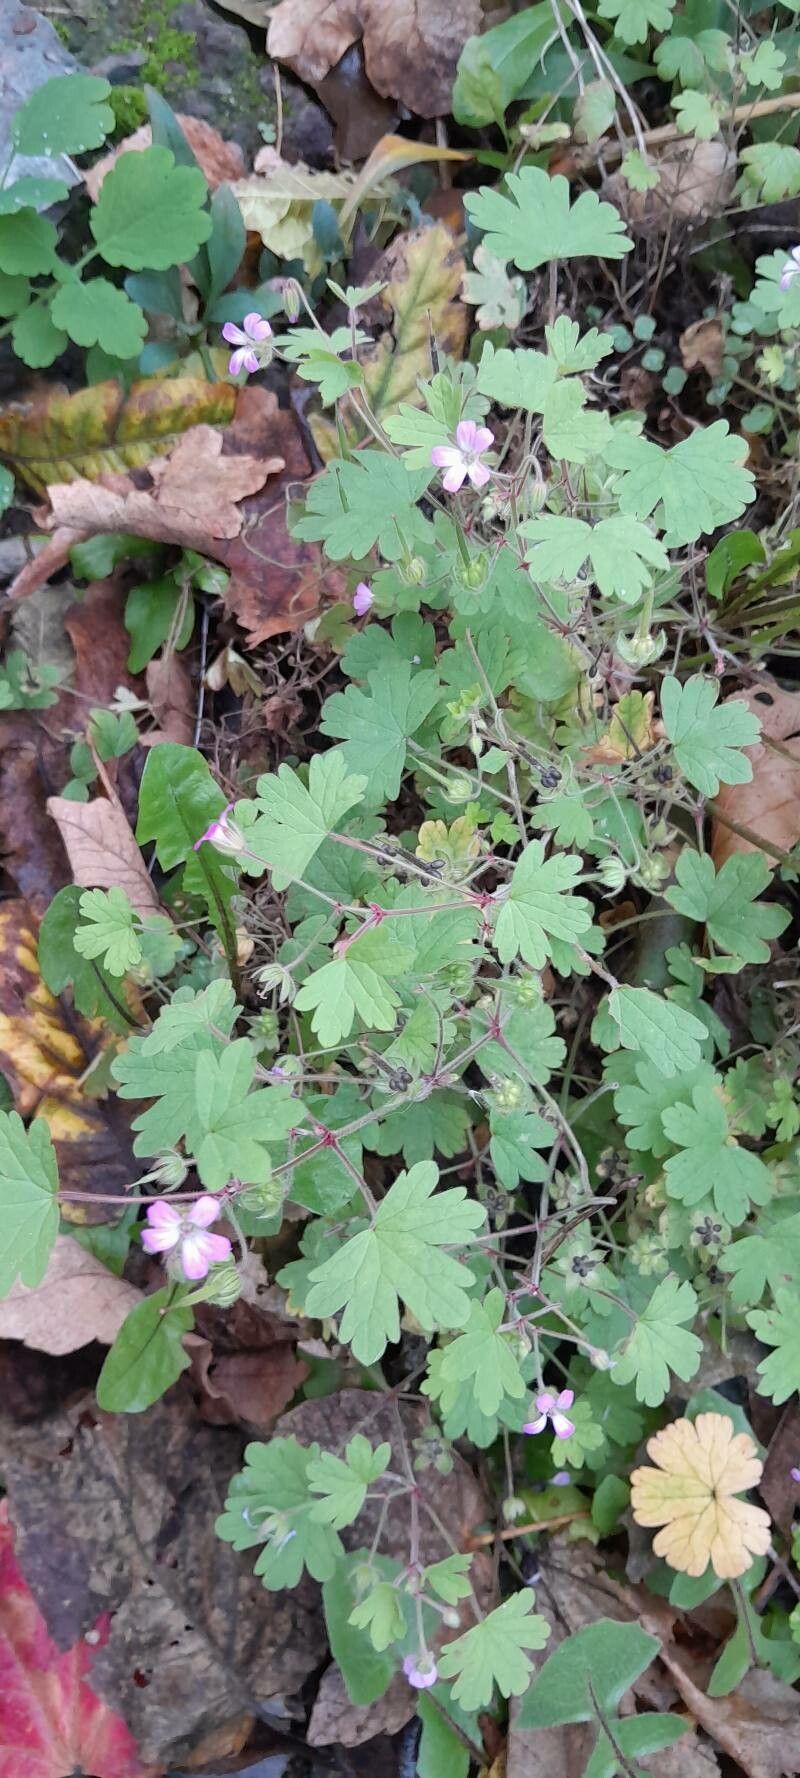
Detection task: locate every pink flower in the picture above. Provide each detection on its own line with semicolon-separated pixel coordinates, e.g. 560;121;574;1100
352;581;373;617
779;247;800;290
141;1198;232;1281
194;803;244;856
551;1471;572;1486
523;1389;576;1440
221;311;273;376
403;1651;438;1689
431;418;494;493
791;1467;800;1484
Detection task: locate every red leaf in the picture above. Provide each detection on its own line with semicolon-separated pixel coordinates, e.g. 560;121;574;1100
0;1500;156;1778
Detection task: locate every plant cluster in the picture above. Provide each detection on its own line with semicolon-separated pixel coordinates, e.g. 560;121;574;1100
1;63;799;1773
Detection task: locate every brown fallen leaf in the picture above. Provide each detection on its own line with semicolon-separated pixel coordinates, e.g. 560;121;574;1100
48;424;281;548
47;795;160;918
711;679;800;870
0;1235;141;1355
84;116;245;203
0;1388;325;1766
0;899;138;1219
309;1666;418;1748
680;317;724;378
267;0;482;118
609;139;736;231
760;1401;800;1543
187;1336;308;1435
0;715;71;911
145;651;196;746
659;1647;800;1778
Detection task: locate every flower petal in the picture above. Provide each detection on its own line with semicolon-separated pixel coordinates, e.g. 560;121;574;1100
430;445;461;468
467;460;491;489
146;1200;182;1229
556;1389;574;1411
522;1415;548;1436
243;311;272;340
222;322;247;346
455;418;479;452
141;1225;180;1254
552;1413;575;1439
442;463;468;493
535;1392;555;1413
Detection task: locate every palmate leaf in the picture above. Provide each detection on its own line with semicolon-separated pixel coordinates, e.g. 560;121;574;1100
321;664;441;806
112;1023;225;1156
307;1435;390;1529
91;146;212;271
0;211;57;277
216;1436;343;1588
493;840;593;968
73;886;141;977
721;1206;800;1309
437;1288;528;1416
606;422;755;547
598;0;675;44
304;1161;485;1364
661;1082;772;1224
465;168;632;271
294;926;414;1046
242;749;367;891
665;849;789;965
522;512;668;602
545;317;613;373
0;1112;59;1296
613;1059;717;1157
438;1593;551;1709
293;454;431;561
608;986;707;1077
661;675;760;797
139;980;238;1054
611;1276;702;1406
748;1291;800;1404
190;1041;299;1191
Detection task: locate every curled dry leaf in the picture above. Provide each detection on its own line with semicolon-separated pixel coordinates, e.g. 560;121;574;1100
610;139;736;232
84;116;245;203
47;424;281;548
0;1500;153;1778
680;317;724;378
0;1391;325;1765
309;1667;418;1749
711;679;800;870
47;795;159;918
145;651;196;746
267;0;482;117
0;1234;141;1355
631;1412;771;1578
658;1649;800;1778
0;900;138;1219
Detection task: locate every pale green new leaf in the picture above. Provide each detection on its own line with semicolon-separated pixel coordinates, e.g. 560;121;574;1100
606;422;755;546
91;145;212;271
493;840;593;969
542;380;612;464
739;143;800;204
423;1553;473;1606
463;244;526;329
574;80;617;145
672;89;723;140
611;1276;702;1405
140;980;238;1054
321;665;441;805
294;927;414;1046
748;1291;800;1404
348;1581;406;1651
293;454;431;561
598;0;674;44
662;1082;772;1223
522;513;668;601
216;1436;343;1588
304;1161;485;1364
465;168;632;271
437;1593;551;1709
665;849;789;964
545;317;614;373
608;986;707;1077
661;675;760;797
73;886;142;977
477;341;557;411
50;279;147;359
191;1041;299;1190
13;74;114;155
0;1112;59;1295
307;1435;391;1529
740;40;786;90
721;1208;800;1309
613;1059;717;1156
437;1288;527;1415
244;749;367;890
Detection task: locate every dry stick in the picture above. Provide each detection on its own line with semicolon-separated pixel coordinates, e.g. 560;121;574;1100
467;1509;590;1549
565;88;800;170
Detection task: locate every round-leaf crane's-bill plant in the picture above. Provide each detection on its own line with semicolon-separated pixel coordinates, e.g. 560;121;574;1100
3;153;798;1751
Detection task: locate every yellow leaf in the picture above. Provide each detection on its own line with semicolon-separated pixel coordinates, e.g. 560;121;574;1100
0;378;237;493
583;691;656;765
630;1412;771;1578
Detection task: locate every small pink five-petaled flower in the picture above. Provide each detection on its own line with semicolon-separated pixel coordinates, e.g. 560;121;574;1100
141;1198;232;1281
431;418;494;493
523;1388;576;1441
194;804;245;856
221;311;273;376
403;1651;438;1689
779;247;800;291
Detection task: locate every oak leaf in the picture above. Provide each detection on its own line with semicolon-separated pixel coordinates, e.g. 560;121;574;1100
48;423;281;547
631;1411;771;1577
47;794;159;918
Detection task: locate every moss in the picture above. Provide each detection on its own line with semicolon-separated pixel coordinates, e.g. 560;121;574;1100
113;0;199;93
108;84;150;137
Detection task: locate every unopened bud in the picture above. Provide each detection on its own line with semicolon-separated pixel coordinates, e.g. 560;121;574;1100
588;1347;613;1371
283;280;301;322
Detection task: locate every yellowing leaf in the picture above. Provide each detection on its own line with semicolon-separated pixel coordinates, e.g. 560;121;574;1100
0;377;237;493
232;150;356;271
630;1412;771;1578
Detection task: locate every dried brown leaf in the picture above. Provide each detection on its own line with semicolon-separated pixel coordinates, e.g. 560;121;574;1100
187;1336;308;1434
680;317;724;378
0;1389;324;1766
48;425;281;549
711;679;800;870
610;140;736;231
309;1666;416;1748
145;651;195;746
267;0;481;117
84;116;245;203
46;795;159;918
0;1235;141;1354
761;1401;800;1543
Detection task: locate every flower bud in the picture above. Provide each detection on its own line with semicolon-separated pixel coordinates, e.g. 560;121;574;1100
444;775;474;804
201;1258;243;1306
588;1347;613;1370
